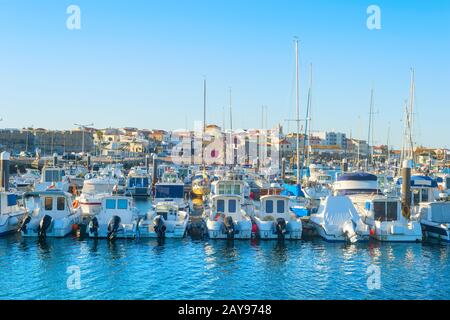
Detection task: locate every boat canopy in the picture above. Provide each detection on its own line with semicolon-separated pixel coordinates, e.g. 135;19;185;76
317;196;360;225
337;172;377;182
155;184;184;199
396;175;438;188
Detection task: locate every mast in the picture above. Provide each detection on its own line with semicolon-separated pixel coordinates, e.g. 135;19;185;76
408;68;415;164
367;87;374;169
295;38;301;185
301;63;312;178
202;78;206;169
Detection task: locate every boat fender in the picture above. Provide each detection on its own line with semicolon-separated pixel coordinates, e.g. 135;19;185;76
72;200;79;209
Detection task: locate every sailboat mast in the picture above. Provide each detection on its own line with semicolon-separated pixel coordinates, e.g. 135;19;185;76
301;63;312;177
202;78;206;169
367;87;374;169
408;68;415;163
295;39;300;185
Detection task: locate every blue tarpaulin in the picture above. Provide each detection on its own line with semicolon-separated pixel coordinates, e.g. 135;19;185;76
281;184;305;198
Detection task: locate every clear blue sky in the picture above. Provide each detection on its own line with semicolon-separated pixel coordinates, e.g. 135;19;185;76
0;0;449;148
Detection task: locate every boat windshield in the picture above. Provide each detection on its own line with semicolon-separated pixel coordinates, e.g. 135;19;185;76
155;185;184;199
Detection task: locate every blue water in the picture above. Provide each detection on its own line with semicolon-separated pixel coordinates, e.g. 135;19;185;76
0;199;449;300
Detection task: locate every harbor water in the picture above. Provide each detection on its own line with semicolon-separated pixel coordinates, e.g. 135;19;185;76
0;199;449;300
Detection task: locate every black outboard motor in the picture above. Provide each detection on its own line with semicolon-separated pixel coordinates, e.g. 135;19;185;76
90;217;99;237
107;215;121;241
38;215;53;239
275;218;287;240
223;216;235;240
18;215;31;234
154;216;166;239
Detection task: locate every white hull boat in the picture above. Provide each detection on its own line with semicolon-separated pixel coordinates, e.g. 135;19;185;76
0;192;27;236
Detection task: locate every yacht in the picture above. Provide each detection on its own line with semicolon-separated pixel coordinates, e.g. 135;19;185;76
125;166;151;197
137;202;189;238
19;188;80;238
76;175;117;219
335;172;422;242
310;195;370;242
87;195;139;240
253;195;302;240
0;192;27;236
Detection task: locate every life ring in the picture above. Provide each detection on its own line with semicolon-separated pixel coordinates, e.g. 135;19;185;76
73;200;80;209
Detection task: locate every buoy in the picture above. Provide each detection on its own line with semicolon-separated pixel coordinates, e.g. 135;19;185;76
370;228;375;236
72;224;79;231
73;200;80;208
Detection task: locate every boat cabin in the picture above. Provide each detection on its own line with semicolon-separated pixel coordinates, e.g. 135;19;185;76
211;195;242;220
259;195;290;218
154;203;180;221
0;192;21;215
397;175;438;205
41;167;66;183
26;189;74;219
211;180;245;198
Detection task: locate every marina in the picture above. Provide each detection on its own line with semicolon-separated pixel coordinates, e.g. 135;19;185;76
0;0;449;304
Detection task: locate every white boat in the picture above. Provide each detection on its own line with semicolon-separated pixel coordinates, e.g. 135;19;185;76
13;169;40;190
0;192;27;236
253;195;302;240
125;167;151;197
20;188;80;238
400;175;450;242
204;194;252;239
137;202;189;238
153;171;188;209
34;167;70;192
76;176;118;218
353;194;422;242
87;196;139;240
335;172;422;242
310;195;370;242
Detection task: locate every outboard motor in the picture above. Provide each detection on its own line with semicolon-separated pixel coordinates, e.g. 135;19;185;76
153;216;166;239
275;218;287;240
107;215;121;241
18;215;32;234
38;215;53;239
223;216;235;240
342;220;358;243
89;217;99;237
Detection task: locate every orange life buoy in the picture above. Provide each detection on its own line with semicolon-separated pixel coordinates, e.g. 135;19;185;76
73;200;79;209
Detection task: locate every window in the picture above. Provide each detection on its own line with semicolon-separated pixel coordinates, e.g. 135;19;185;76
44;197;53;210
228;199;237;213
373;201;397;221
421;189;429;202
277;200;285;213
106;199;116;209
217;199;225;213
266;200;273;213
413;190;420;205
57;197;65;211
232;184;241;195
386;202;398;221
117;199;128;210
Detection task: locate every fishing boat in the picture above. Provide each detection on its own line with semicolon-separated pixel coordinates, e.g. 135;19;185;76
87;195;139;240
0;192;27;236
153;170;188;209
19;188;80;238
310;195;370;242
253;195;302;240
125;166;151;197
137;202;189;238
76;175;118;218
